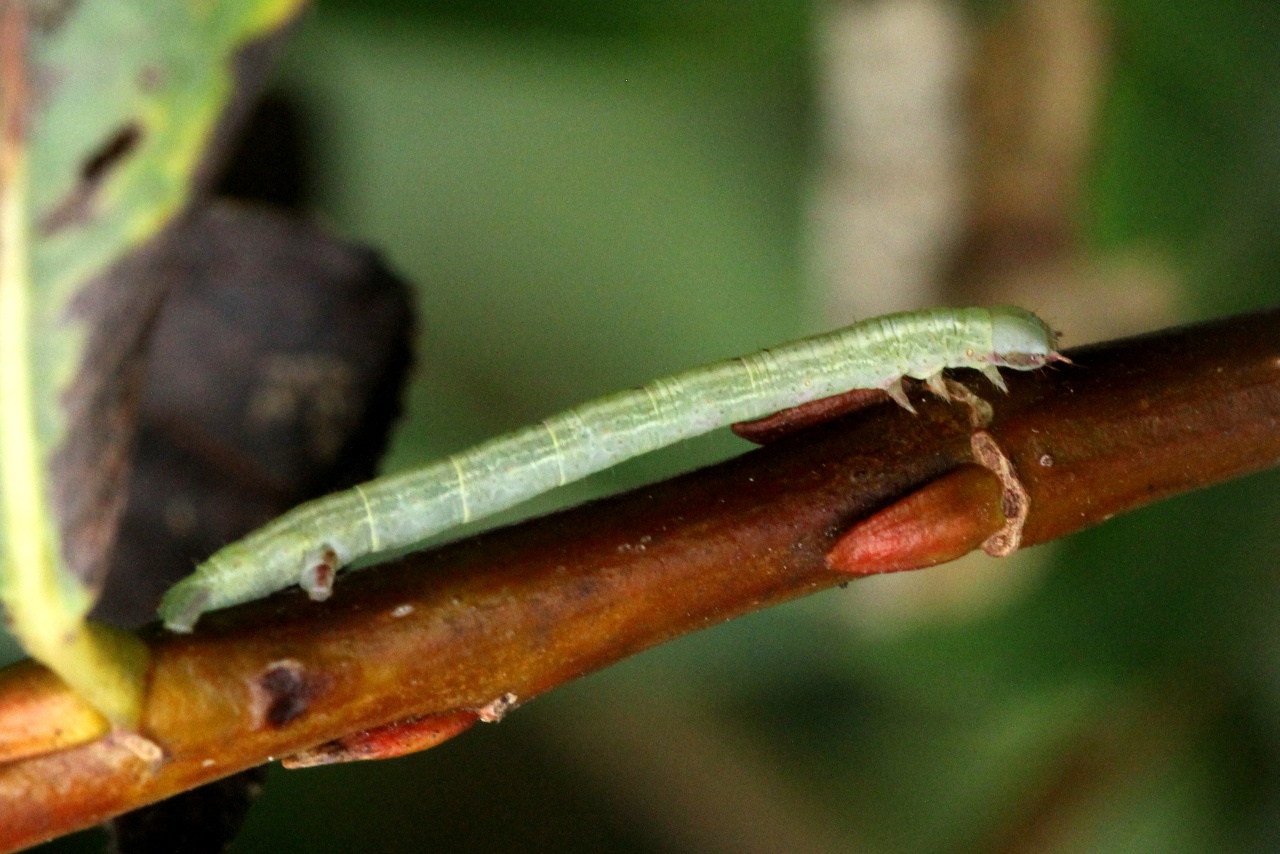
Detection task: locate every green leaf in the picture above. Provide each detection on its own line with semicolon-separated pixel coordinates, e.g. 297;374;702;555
0;0;304;728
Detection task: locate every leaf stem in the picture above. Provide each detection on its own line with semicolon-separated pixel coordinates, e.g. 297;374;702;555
0;0;145;728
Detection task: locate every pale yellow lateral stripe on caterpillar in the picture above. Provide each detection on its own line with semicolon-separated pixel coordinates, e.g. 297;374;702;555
449;455;470;523
354;484;379;553
542;420;567;486
159;305;1066;632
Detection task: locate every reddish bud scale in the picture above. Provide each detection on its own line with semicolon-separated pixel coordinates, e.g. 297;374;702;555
731;387;889;445
282;709;479;768
826;465;1005;575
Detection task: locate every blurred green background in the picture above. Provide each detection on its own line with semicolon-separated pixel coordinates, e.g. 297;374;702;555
38;0;1280;851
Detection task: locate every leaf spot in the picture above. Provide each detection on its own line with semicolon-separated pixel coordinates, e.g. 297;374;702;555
81;122;141;184
39;121;143;234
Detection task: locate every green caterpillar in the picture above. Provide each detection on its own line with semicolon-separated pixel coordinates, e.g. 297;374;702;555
159;305;1065;632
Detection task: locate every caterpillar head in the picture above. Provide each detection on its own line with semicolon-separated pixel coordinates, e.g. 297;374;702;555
986;306;1068;370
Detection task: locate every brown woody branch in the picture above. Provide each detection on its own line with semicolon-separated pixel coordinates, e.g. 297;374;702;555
0;307;1276;850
